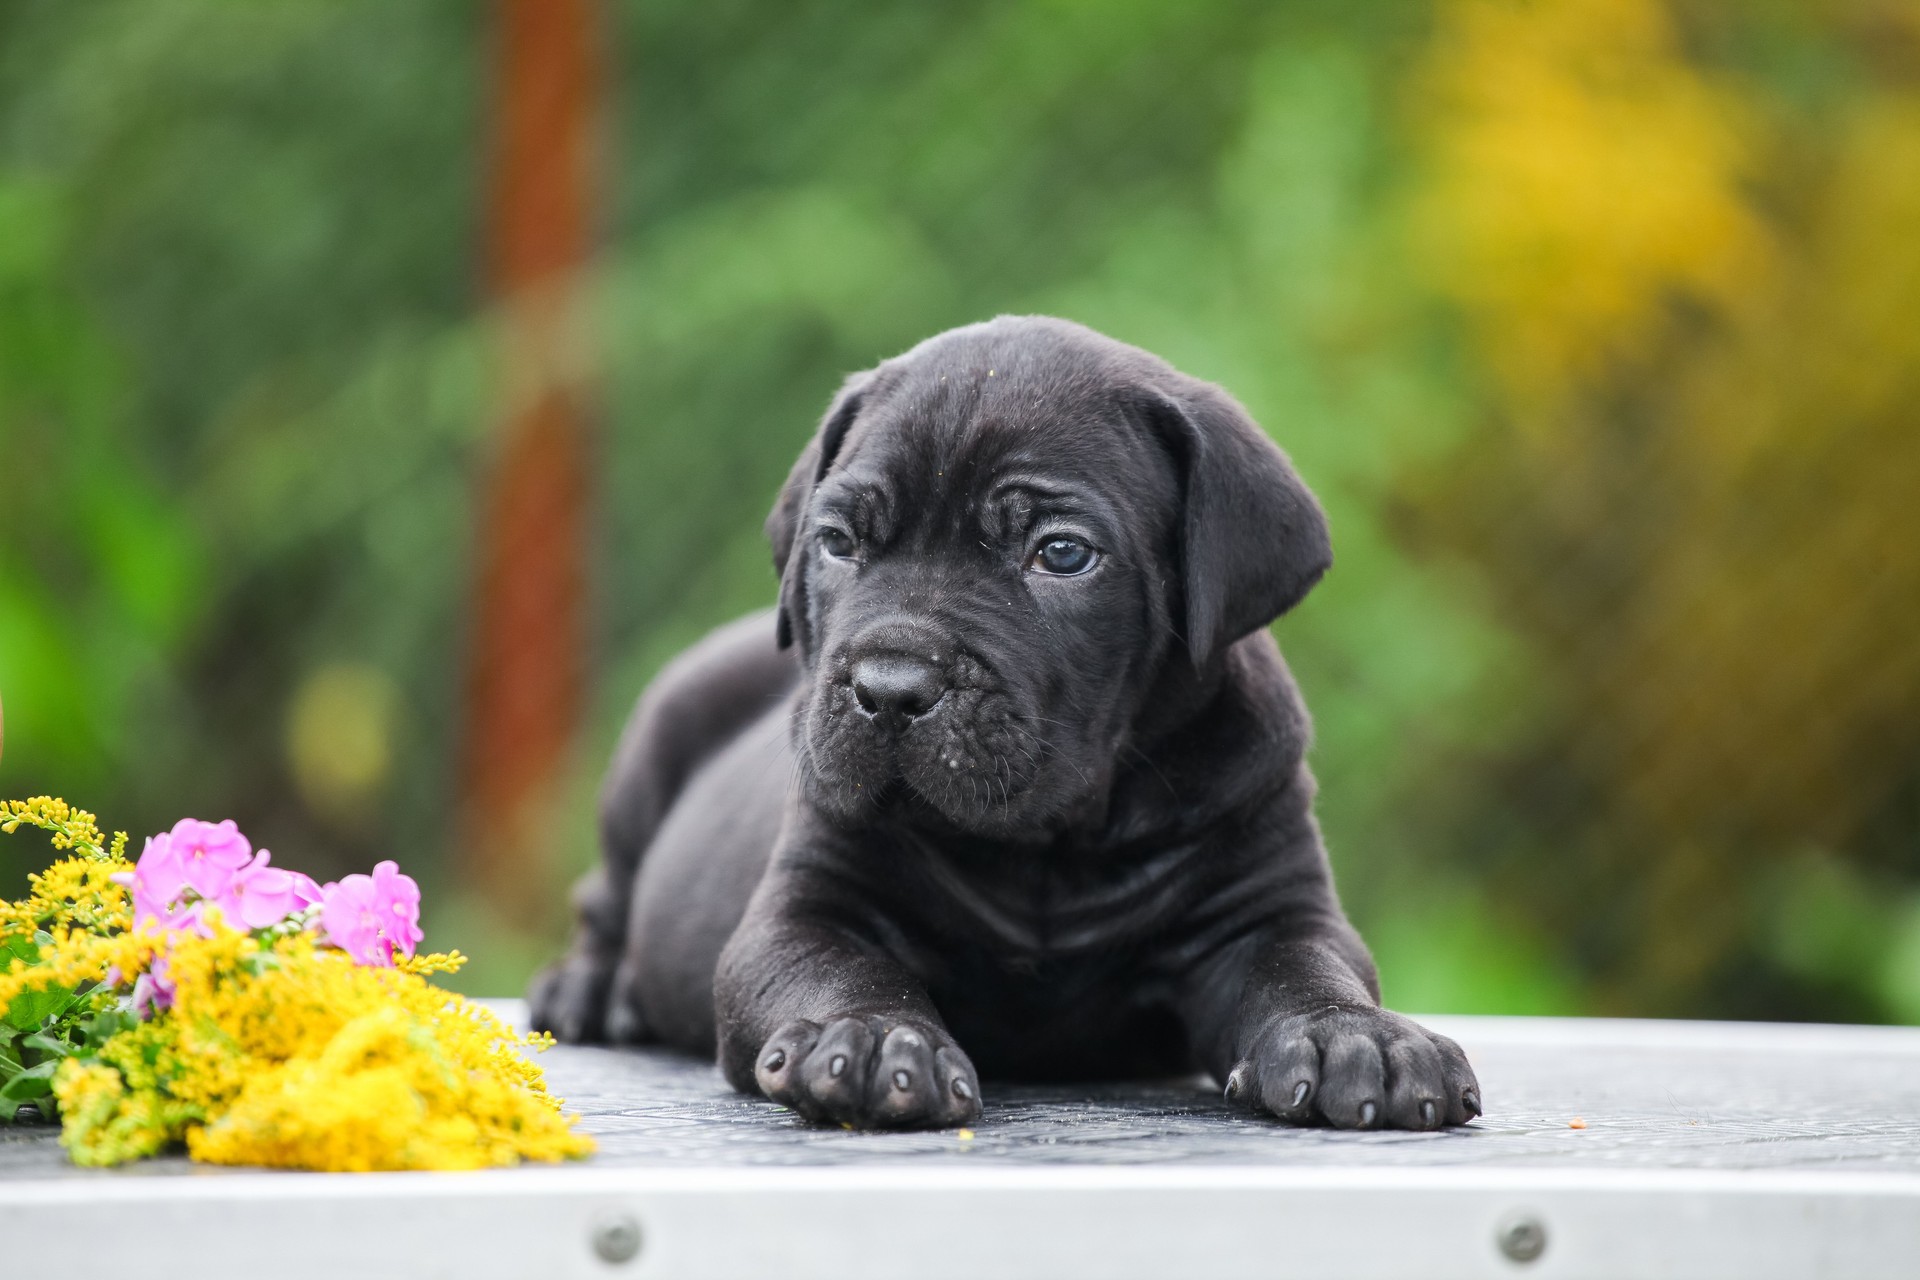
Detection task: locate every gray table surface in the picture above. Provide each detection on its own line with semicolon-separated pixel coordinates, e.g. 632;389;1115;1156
10;1008;1920;1280
7;1007;1920;1177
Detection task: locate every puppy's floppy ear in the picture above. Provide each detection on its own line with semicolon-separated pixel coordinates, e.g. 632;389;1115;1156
1144;379;1332;667
766;369;872;651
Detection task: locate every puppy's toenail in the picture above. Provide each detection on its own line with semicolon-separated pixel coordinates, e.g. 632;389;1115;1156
952;1078;973;1100
893;1069;912;1091
1224;1065;1249;1101
763;1049;786;1072
1421;1100;1437;1127
1463;1089;1481;1117
1360;1101;1378;1127
829;1054;848;1078
1291;1081;1310;1108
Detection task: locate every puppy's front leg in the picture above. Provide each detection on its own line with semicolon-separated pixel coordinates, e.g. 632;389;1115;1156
1195;922;1483;1130
714;864;981;1130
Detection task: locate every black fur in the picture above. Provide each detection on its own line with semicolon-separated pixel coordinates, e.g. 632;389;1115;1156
530;316;1481;1131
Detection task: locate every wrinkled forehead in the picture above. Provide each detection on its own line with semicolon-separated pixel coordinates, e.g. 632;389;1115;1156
819;364;1174;541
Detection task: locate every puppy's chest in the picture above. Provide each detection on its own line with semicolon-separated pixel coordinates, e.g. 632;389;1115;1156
893;838;1235;979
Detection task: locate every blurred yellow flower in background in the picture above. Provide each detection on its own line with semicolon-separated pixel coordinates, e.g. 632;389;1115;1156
1411;0;1770;409
1399;0;1920;1013
285;663;399;826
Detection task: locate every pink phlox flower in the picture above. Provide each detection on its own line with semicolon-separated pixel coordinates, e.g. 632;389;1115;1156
131;956;176;1018
373;860;424;957
289;870;326;910
215;850;309;930
320;860;424;966
167;818;253;901
127;831;188;920
129;865;210;938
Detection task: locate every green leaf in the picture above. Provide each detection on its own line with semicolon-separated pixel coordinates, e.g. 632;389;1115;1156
1;933;39;964
0;1058;58;1101
79;1008;137;1048
21;1032;70;1059
239;948;285;979
3;985;75;1031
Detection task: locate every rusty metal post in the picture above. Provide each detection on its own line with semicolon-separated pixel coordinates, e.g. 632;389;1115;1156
460;0;599;914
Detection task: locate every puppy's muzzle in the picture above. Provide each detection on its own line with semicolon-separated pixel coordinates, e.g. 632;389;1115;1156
850;653;947;733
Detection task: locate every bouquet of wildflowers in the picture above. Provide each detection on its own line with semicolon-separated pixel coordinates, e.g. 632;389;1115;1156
0;797;593;1171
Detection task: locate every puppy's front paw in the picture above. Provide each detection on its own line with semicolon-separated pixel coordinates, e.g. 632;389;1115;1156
1226;1006;1481;1130
754;1015;981;1130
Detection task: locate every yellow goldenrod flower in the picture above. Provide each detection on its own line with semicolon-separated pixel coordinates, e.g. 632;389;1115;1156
7;797;594;1171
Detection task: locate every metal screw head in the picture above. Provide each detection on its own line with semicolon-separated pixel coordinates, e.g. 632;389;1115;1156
1497;1213;1548;1264
591;1213;643;1265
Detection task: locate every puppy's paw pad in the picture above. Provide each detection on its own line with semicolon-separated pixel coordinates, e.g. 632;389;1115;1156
754;1014;980;1130
1231;1007;1481;1130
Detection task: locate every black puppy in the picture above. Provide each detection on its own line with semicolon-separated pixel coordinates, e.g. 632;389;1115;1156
530;316;1481;1132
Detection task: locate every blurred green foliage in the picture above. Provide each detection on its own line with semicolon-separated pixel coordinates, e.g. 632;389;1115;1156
2;0;1916;1019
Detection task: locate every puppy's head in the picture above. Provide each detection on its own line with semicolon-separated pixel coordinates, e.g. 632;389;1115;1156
767;316;1330;839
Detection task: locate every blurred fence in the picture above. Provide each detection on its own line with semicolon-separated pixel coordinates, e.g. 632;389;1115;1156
1;0;1917;1017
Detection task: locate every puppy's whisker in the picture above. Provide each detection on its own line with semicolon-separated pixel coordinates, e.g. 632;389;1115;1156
997;736;1041;772
1008;719;1090;790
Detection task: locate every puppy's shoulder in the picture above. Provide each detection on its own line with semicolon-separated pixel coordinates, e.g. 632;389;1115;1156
1223;629;1310;733
646;607;795;701
601;608;798;836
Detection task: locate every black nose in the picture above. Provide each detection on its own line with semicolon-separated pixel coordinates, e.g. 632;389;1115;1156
851;654;946;727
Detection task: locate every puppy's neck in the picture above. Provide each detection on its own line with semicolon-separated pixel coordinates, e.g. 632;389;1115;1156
1080;629;1309;848
1132;646;1236;747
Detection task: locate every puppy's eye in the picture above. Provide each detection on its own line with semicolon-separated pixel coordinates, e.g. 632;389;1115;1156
818;526;858;561
1028;537;1097;576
